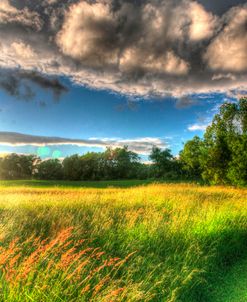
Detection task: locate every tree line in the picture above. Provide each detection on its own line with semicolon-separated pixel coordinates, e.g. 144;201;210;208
0;98;246;186
0;146;153;181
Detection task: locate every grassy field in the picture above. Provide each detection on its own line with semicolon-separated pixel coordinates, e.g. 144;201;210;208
0;181;246;301
0;179;155;188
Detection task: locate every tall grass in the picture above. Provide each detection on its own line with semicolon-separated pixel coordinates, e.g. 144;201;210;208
0;183;246;301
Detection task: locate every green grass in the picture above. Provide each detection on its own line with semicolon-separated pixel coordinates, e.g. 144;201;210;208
0;179;199;189
212;257;247;302
0;179;154;188
0;181;246;301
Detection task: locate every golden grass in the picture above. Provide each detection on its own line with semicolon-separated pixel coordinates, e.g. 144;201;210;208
0;183;246;301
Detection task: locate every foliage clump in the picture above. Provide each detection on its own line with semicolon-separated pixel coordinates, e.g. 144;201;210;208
180;97;247;185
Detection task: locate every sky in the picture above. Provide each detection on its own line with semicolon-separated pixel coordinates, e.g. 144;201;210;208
0;0;246;160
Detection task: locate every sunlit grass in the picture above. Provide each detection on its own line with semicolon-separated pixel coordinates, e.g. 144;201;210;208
0;183;246;301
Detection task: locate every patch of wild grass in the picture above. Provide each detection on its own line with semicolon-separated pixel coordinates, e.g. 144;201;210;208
0;183;246;301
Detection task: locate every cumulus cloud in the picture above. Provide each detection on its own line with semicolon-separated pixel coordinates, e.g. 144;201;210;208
56;1;119;68
188;1;218;41
0;0;42;30
0;132;167;155
120;48;189;75
10;41;37;59
170;1;218;42
204;5;247;72
0;0;246;102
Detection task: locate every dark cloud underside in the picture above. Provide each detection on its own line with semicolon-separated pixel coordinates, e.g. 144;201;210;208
0;0;246;102
0;70;67;100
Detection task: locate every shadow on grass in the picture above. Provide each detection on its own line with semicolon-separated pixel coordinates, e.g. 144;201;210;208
210;256;247;302
187;229;247;302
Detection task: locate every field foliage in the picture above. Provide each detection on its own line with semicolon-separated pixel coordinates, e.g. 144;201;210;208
0;182;246;301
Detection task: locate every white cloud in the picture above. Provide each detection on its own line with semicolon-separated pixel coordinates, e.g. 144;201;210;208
120;48;189;75
11;42;36;59
204;5;247;72
169;1;218;42
212;73;236;81
0;132;168;155
188;124;208;131
188;1;218;41
56;1;118;67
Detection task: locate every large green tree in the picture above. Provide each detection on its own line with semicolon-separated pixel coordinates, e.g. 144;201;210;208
202;98;247;184
180;97;247;185
179;136;202;179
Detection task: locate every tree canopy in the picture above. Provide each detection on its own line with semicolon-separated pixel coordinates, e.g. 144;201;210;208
180;97;247;185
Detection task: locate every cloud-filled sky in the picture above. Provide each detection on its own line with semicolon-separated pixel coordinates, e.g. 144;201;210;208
0;0;246;159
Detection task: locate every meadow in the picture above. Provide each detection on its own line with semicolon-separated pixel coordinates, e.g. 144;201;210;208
0;181;246;302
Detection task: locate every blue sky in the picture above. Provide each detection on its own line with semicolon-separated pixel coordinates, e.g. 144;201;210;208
0;78;230;159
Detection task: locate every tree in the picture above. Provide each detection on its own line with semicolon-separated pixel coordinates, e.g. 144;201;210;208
102;146;140;179
80;152;103;180
149;147;175;178
179;136;202;179
239;97;247;133
227;134;247;186
36;159;63;180
0;154;38;180
62;155;83;181
61;147;141;181
201;98;247;184
180;97;247;185
226;98;247;185
132;162;151;179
